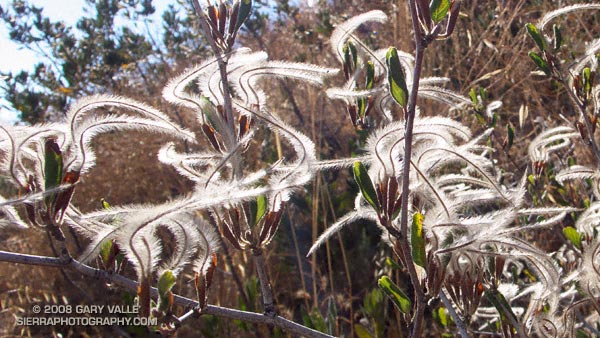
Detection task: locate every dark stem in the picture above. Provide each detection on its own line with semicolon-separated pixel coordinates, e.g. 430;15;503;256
398;1;428;336
252;247;276;316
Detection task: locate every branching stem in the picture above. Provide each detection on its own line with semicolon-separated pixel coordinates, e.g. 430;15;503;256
0;249;333;338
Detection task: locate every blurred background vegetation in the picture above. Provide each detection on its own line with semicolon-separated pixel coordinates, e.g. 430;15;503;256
0;0;598;337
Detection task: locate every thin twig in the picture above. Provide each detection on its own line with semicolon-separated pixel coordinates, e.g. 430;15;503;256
190;0;242;178
559;76;600;165
0;249;334;338
439;289;469;338
576;310;600;337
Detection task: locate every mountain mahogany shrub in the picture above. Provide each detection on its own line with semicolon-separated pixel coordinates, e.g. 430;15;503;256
521;5;600;337
307;6;591;337
0;1;599;337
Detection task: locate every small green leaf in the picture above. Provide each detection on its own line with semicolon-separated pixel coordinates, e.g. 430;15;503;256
552;24;562;51
343;44;352;73
100;239;113;265
235;0;252;32
527;174;535;185
44;139;63;209
365;60;375;90
486;288;518;325
116;252;125;266
302;308;327;333
348;42;358;71
430;0;450;23
469;87;478;105
479;87;487;101
101;198;110;210
357;97;367;119
528;51;551;76
563;226;582;250
343;42;358;73
354;324;374;338
353;161;379;211
437;307;448;327
526;23;546;51
44;139;63;191
583;67;593;97
378;276;411;314
490;112;498;128
157;270;176;312
386;47;409;108
158;270;177;298
506;124;514;150
411;212;426;268
255;195;267;225
385;257;402;270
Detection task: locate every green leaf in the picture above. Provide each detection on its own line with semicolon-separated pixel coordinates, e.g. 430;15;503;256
386;47;409;108
235;0;253;32
468;87;477;105
430;0;450;23
157;270;176;313
583;67;593;97
343;44;352;72
528;51;551;76
365;60;375;89
486;288;518;326
101;198;110;210
506;124;514;150
44;139;63;209
490;112;498;128
353;161;379;212
563;226;582;250
385;257;402;270
44;139;63;191
411;212;426;268
354;324;374;338
348;42;358;71
526;23;546;51
158;270;177;298
552;24;562;51
378;276;411;314
357;97;367;119
343;42;358;73
479;87;487;101
100;239;113;265
255;195;267;225
302;308;327;333
437;307;448;327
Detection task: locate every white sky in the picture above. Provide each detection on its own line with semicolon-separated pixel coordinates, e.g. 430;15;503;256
0;0;173;124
